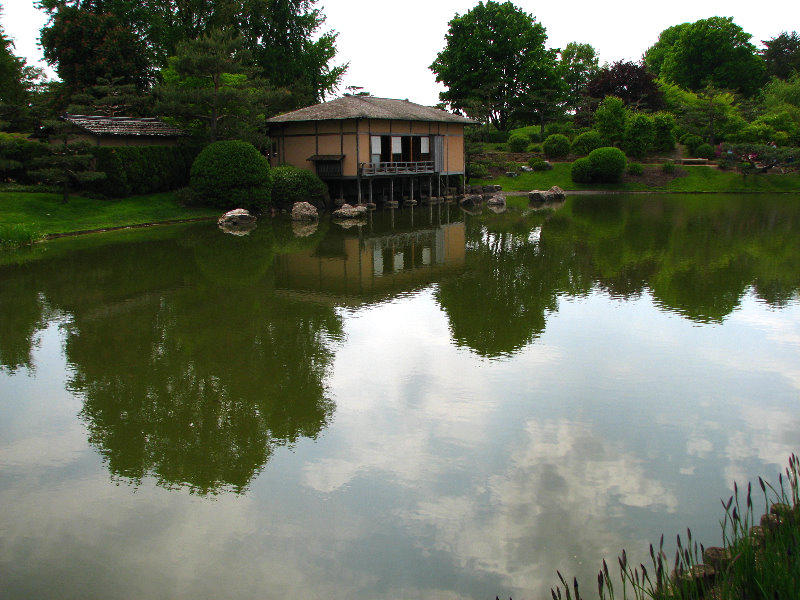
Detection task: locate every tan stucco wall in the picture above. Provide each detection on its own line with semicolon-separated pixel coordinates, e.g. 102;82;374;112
271;118;466;176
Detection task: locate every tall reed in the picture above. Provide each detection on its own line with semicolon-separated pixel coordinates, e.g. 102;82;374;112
550;453;799;600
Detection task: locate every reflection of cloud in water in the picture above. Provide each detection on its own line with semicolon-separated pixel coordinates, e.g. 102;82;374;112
723;404;800;485
401;420;678;598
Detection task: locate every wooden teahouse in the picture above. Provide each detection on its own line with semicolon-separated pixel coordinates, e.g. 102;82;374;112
267;96;475;205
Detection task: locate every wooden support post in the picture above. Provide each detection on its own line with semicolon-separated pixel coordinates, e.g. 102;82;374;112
369;178;373;204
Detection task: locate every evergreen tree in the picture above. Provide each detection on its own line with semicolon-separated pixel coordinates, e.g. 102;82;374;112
29;120;106;202
155;28;290;146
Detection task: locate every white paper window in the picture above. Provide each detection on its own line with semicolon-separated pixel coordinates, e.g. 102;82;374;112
392;136;402;154
420;137;430;153
371;136;381;154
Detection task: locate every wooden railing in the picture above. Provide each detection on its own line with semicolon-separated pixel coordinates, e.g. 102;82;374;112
361;161;435;175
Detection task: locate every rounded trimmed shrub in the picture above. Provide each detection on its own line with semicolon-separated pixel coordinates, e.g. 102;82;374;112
681;134;703;155
693;143;715;159
570;131;603;156
190;140;272;211
508;133;529;153
542;134;571;159
528;157;550;171
467;162;489;179
571;157;593;183
627;162;644;176
661;161;676;174
587;147;627;183
271;165;328;209
528;143;542;153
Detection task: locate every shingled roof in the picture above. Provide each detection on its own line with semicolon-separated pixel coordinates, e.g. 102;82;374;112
267;96;476;124
62;114;185;137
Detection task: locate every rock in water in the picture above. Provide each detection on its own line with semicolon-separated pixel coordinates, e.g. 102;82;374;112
546;186;565;201
332;204;368;219
291;201;319;221
218;208;257;235
218;208;256;226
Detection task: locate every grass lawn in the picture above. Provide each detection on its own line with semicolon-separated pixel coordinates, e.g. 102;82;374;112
0;191;220;237
472;163;800;193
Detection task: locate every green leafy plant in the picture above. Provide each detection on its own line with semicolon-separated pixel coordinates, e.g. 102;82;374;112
622;113;655;158
627;162;644;176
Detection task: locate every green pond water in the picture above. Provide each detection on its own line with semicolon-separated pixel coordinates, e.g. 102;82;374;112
1;194;799;599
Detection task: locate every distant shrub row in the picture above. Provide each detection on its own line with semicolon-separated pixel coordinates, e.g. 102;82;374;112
89;145;200;197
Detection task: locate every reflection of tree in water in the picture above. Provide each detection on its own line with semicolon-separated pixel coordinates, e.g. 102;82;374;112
0;265;47;373
436;195;800;357
436;212;576;358
0;223;342;495
69;288;341;495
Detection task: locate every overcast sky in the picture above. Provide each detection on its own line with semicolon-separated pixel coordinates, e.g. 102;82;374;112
1;0;794;106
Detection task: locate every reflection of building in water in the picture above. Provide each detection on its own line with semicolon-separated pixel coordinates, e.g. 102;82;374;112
275;221;465;299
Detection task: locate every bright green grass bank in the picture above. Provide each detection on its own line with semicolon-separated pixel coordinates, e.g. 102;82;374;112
0;191;219;238
472;163;800;193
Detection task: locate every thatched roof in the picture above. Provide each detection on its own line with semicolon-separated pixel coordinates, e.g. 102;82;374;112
267;96;475;124
62;114;185;137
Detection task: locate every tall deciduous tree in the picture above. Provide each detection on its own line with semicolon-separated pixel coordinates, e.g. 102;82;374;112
559;42;599;113
652;17;766;97
39;3;154;98
38;0;345;108
430;1;559;131
643;23;690;76
761;31;800;80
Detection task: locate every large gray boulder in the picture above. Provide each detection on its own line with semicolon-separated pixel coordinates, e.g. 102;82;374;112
291;201;319;221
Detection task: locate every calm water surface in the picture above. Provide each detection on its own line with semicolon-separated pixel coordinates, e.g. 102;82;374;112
1;194;799;599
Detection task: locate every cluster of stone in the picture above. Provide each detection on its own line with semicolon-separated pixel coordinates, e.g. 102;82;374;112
528;186;565;203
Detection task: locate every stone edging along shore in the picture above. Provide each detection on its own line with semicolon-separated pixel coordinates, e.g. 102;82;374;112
44;216;218;239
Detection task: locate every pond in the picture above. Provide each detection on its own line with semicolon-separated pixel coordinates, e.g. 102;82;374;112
1;194;799;599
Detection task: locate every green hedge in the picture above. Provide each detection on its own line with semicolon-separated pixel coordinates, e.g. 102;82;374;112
89;145;199;197
0;136;50;183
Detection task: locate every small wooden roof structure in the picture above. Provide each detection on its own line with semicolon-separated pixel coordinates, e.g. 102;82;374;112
61;114;185;138
267;96;476;124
